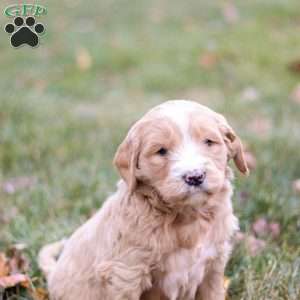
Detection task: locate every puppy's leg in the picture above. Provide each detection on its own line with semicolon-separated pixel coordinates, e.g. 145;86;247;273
95;260;152;300
196;261;226;300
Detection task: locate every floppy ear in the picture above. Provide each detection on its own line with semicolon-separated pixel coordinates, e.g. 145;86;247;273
219;123;249;175
113;130;141;193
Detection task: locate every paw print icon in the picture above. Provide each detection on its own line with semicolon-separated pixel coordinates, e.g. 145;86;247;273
5;16;45;48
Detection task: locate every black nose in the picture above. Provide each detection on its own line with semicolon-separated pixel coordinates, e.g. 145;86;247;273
183;170;206;187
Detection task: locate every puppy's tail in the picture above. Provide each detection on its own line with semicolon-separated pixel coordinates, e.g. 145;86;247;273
38;239;67;280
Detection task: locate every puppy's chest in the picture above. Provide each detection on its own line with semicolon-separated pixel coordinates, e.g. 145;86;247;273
158;239;217;300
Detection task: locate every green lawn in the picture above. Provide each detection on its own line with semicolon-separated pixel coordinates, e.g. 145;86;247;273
0;0;300;299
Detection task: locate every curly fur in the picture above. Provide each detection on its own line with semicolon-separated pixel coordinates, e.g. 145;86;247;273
39;100;248;300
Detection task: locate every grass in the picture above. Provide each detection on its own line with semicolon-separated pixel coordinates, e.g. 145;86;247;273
0;0;300;299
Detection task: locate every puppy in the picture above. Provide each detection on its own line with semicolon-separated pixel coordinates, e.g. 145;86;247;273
39;100;248;300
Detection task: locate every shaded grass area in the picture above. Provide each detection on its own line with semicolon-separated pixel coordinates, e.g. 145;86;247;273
0;0;299;299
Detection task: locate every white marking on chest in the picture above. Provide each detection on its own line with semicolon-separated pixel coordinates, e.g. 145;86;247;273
160;241;217;300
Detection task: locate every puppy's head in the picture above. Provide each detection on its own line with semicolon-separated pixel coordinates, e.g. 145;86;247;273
114;100;248;207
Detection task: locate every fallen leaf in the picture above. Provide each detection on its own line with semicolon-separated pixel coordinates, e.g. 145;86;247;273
292;179;300;194
0;273;29;289
291;84;300;104
7;246;30;274
224;276;230;300
0;246;35;297
222;2;239;24
30;287;49;300
198;52;219;69
76;48;92;71
224;276;230;290
0;252;10;277
2;176;37;194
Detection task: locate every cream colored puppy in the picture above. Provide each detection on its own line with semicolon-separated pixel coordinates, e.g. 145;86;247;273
39;100;248;300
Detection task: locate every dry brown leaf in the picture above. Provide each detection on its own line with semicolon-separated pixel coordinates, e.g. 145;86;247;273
224;276;230;290
0;252;10;277
291;84;300;104
7;246;30;274
198;52;219;69
76;48;92;71
0;273;29;289
222;2;239;24
2;176;37;194
292;179;300;194
30;287;49;300
0;247;33;295
224;276;231;300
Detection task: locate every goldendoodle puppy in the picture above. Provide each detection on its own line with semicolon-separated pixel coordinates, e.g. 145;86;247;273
39;100;248;300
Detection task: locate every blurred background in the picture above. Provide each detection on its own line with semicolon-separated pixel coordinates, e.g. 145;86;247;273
0;0;299;299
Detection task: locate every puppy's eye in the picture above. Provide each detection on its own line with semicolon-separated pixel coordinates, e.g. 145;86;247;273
204;139;216;147
156;148;168;156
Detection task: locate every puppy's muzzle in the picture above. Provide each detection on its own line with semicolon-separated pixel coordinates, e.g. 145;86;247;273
182;170;206;187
